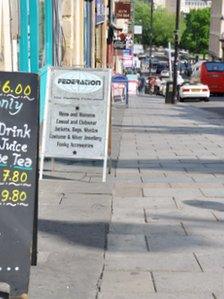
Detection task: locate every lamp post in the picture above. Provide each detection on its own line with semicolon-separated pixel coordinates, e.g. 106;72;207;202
172;0;181;104
149;0;153;75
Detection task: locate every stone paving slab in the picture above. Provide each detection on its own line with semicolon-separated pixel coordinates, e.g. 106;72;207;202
183;221;224;237
146;206;217;224
109;222;186;236
105;252;200;272
211;210;224;221
186;174;219;181
157;177;197;184
113;196;176;210
140;170;166;176
195;250;224;273
142;176;197;184
99;270;155;295
98;293;151;299
114;176;143;184
99;293;215;299
37;224;106;255
200;188;224;197
153;272;224;294
39;179;112;195
109;222;150;235
116;169;141;176
111;206;144;224
38;192;111;209
30;252;102;299
146;234;223;253
143;187;203;198
107;234;147;253
113;184;143;197
146;223;186;236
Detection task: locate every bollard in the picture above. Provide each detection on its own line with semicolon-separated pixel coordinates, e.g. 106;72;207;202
0;283;10;299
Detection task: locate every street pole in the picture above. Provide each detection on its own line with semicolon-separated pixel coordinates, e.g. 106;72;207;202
172;0;180;104
149;0;153;75
168;42;172;80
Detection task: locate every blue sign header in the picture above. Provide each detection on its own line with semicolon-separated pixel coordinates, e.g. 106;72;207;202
96;0;105;25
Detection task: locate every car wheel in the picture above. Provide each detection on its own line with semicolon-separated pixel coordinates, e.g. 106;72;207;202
179;97;184;102
204;98;209;102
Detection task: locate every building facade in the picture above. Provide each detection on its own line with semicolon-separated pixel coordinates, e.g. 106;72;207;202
154;0;166;8
181;0;211;14
159;0;211;14
209;0;224;59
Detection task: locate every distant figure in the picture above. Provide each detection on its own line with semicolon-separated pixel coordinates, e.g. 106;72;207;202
148;76;156;94
177;71;184;86
138;72;146;94
154;76;162;95
133;54;141;72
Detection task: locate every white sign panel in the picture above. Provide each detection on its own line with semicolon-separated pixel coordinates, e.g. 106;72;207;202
122;55;133;68
133;44;144;55
40;67;112;182
134;25;142;35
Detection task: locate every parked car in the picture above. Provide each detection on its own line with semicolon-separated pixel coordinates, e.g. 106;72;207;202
156;62;169;74
160;69;170;78
178;82;210;102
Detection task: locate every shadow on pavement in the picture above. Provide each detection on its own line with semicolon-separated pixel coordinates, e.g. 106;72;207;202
113;159;224;174
113;124;224;135
183;200;224;212
200;107;224;117
39;219;107;250
42;158;224;175
38;218;222;252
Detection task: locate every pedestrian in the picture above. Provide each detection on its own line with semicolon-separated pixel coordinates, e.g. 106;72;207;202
149;76;156;94
154;76;162;95
138;72;146;95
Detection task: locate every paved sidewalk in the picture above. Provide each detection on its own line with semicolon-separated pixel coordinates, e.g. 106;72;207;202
99;95;224;299
29;95;224;298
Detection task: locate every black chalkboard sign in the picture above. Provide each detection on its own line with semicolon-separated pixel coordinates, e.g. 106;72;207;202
0;71;39;296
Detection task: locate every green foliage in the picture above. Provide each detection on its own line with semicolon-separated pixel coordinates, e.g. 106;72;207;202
134;0;185;46
153;8;185;46
180;8;211;55
134;0;151;44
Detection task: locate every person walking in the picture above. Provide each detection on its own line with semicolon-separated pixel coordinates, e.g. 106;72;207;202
137;72;146;95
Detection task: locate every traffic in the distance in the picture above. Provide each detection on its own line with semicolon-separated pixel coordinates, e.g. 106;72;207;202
127;49;224;102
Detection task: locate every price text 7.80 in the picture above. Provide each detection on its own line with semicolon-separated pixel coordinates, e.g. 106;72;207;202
2;170;28;183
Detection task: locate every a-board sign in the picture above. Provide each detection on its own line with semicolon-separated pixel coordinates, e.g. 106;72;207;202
40;67;112;182
0;72;39;296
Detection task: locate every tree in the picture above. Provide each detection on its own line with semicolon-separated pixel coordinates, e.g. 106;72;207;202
153;8;185;46
134;1;185;47
180;8;211;56
134;0;151;45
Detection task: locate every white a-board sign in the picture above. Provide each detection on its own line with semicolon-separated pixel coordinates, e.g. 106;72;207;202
40;67;112;182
